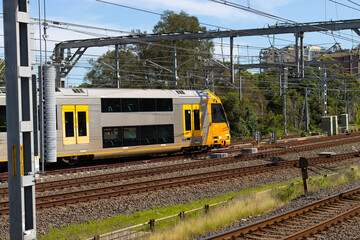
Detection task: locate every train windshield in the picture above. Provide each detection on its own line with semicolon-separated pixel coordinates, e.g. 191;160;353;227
211;103;227;123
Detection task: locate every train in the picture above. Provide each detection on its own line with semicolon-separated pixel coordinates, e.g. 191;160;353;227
0;88;230;164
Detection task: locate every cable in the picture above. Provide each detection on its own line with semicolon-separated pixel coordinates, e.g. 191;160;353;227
210;0;360;45
348;0;360;7
95;0;231;30
329;0;360;12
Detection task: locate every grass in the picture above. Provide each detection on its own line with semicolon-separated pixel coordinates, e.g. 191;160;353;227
143;191;281;240
38;165;360;240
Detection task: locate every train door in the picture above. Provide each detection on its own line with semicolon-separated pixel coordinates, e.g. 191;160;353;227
183;104;202;138
62;105;89;145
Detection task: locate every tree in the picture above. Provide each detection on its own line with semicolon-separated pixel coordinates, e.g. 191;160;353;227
133;11;214;89
220;92;258;139
84;11;214;89
83;46;141;88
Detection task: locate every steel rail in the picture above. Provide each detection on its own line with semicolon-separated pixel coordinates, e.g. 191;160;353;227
0;133;359;198
0;132;353;181
0;134;359;197
203;187;360;240
0;150;359;215
283;205;360;240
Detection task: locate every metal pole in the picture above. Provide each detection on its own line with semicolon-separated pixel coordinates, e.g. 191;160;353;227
230;37;234;84
283;87;287;135
295;32;299;77
284;67;288;89
115;45;120;88
4;0;37;239
299;32;304;78
305;87;309;132
239;70;242;101
321;65;327;116
173;41;178;86
204;70;208;89
279;68;282;96
346;92;350;125
39;66;44;172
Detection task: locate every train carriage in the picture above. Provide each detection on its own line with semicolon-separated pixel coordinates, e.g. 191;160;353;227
0;88;230;163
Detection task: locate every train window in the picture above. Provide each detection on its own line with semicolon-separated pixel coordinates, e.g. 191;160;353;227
101;98;121;112
122;99;139;112
185;110;191;131
0;106;6;132
78;111;87;137
140;125;157;145
211;103;226;123
139;98;156;111
64;112;75;137
194;109;200;130
158;125;174;144
103;127;122;148
123;126;140;146
156;99;173;111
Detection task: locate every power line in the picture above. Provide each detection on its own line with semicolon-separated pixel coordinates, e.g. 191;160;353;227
210;0;360;46
95;0;231;30
329;0;360;12
348;0;360;7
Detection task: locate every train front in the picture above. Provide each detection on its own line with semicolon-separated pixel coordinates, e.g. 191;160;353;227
205;90;231;148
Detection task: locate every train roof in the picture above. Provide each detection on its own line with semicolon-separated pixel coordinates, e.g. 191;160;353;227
56;88;215;99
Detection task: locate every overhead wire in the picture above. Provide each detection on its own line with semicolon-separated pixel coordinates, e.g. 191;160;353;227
7;0;357;90
209;0;360;44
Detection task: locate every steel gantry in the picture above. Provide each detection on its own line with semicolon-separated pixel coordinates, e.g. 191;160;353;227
52;19;360;88
3;0;37;239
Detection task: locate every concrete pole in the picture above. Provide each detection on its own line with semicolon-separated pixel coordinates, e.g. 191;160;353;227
3;0;37;239
115;45;120;88
173;41;178;86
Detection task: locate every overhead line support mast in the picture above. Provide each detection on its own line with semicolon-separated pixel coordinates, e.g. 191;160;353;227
3;0;37;239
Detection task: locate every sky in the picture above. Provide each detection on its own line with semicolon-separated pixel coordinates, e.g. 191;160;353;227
1;0;360;86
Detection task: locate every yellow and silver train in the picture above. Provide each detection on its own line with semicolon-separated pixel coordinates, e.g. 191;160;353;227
0;88;230;163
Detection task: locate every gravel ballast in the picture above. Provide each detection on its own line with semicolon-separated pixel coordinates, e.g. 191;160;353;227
0;140;360;239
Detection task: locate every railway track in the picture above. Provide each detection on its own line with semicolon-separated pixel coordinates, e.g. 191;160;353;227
203;187;360;240
221;133;360;158
0;150;359;215
229;134;301;145
0;132;350;182
0;133;359;197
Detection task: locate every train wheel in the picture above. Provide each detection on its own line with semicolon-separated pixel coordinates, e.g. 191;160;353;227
61;156;78;166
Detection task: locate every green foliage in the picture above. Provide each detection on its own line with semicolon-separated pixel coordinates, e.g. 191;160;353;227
84;48;141;88
84;11;214;89
273;185;296;202
220;93;258;139
81;11;360;134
